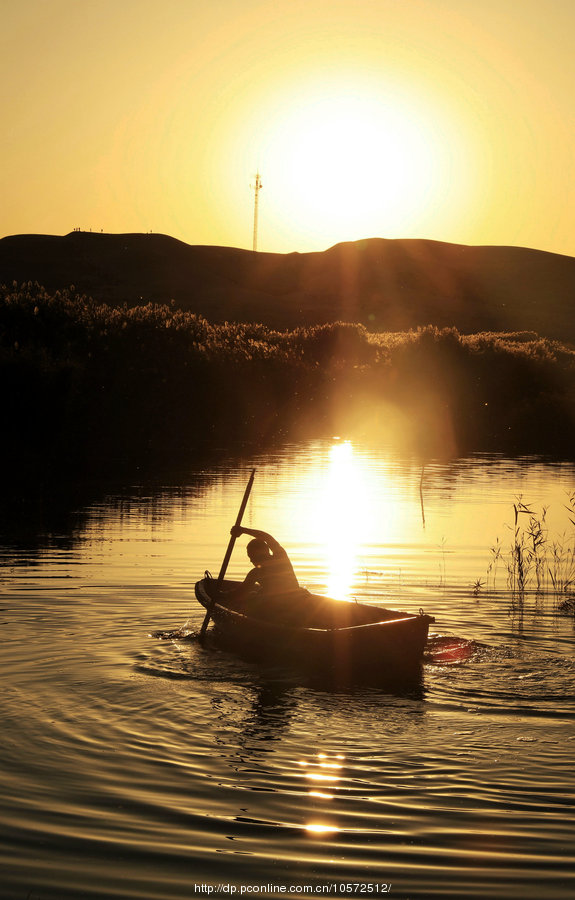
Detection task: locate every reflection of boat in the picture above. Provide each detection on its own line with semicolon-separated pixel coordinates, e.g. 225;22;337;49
195;576;435;682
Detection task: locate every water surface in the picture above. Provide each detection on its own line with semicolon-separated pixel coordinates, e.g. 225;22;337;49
1;440;574;899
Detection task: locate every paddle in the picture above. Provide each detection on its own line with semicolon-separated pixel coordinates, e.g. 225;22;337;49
198;467;256;643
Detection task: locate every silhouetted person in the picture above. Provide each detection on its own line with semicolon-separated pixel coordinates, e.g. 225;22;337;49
229;525;300;604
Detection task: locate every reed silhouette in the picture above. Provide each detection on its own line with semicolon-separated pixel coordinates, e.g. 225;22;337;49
478;496;575;610
2;282;575;474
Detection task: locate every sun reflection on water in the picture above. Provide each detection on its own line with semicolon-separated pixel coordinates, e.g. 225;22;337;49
318;441;375;599
256;438;411;602
298;752;344;837
304;823;339;835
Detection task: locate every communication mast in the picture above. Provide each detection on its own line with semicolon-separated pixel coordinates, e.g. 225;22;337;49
251;171;262;251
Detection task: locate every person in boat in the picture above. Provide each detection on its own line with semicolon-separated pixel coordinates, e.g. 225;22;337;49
228;525;301;607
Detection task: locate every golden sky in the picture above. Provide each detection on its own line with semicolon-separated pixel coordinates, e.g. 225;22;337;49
3;0;575;255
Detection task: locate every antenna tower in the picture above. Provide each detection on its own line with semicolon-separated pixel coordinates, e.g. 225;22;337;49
251;172;262;251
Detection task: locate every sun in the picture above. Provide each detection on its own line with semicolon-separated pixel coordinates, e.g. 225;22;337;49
255;84;450;247
206;72;474;251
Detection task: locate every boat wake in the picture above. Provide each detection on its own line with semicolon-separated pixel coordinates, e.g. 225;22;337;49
425;634;487;666
150;628;197;641
149;626;196;640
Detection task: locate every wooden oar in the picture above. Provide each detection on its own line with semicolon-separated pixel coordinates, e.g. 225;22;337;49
198;467;256;643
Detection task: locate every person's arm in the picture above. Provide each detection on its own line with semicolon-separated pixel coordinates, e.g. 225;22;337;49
223;566;261;598
242;567;261;588
230;525;283;555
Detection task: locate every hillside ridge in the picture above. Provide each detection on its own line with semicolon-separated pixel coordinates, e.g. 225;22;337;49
2;231;575;340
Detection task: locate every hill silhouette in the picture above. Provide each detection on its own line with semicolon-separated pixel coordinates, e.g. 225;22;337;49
2;230;575;340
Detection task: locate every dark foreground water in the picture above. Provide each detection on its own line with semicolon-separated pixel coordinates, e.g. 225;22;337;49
1;439;574;899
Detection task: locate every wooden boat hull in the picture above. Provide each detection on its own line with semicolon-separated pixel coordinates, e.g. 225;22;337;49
195;577;435;683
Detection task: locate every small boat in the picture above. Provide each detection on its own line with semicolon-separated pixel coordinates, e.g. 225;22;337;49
195;575;435;683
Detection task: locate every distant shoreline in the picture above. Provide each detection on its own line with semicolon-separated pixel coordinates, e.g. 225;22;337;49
2;283;574;478
2;231;575;343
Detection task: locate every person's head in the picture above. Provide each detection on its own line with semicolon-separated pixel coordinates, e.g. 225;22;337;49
247;538;271;566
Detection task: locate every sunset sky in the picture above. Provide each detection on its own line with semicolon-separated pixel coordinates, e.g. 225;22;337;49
3;0;575;255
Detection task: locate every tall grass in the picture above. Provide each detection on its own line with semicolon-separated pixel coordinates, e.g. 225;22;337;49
481;496;575;610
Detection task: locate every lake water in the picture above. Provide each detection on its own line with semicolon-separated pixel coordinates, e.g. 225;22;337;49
1;438;574;899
